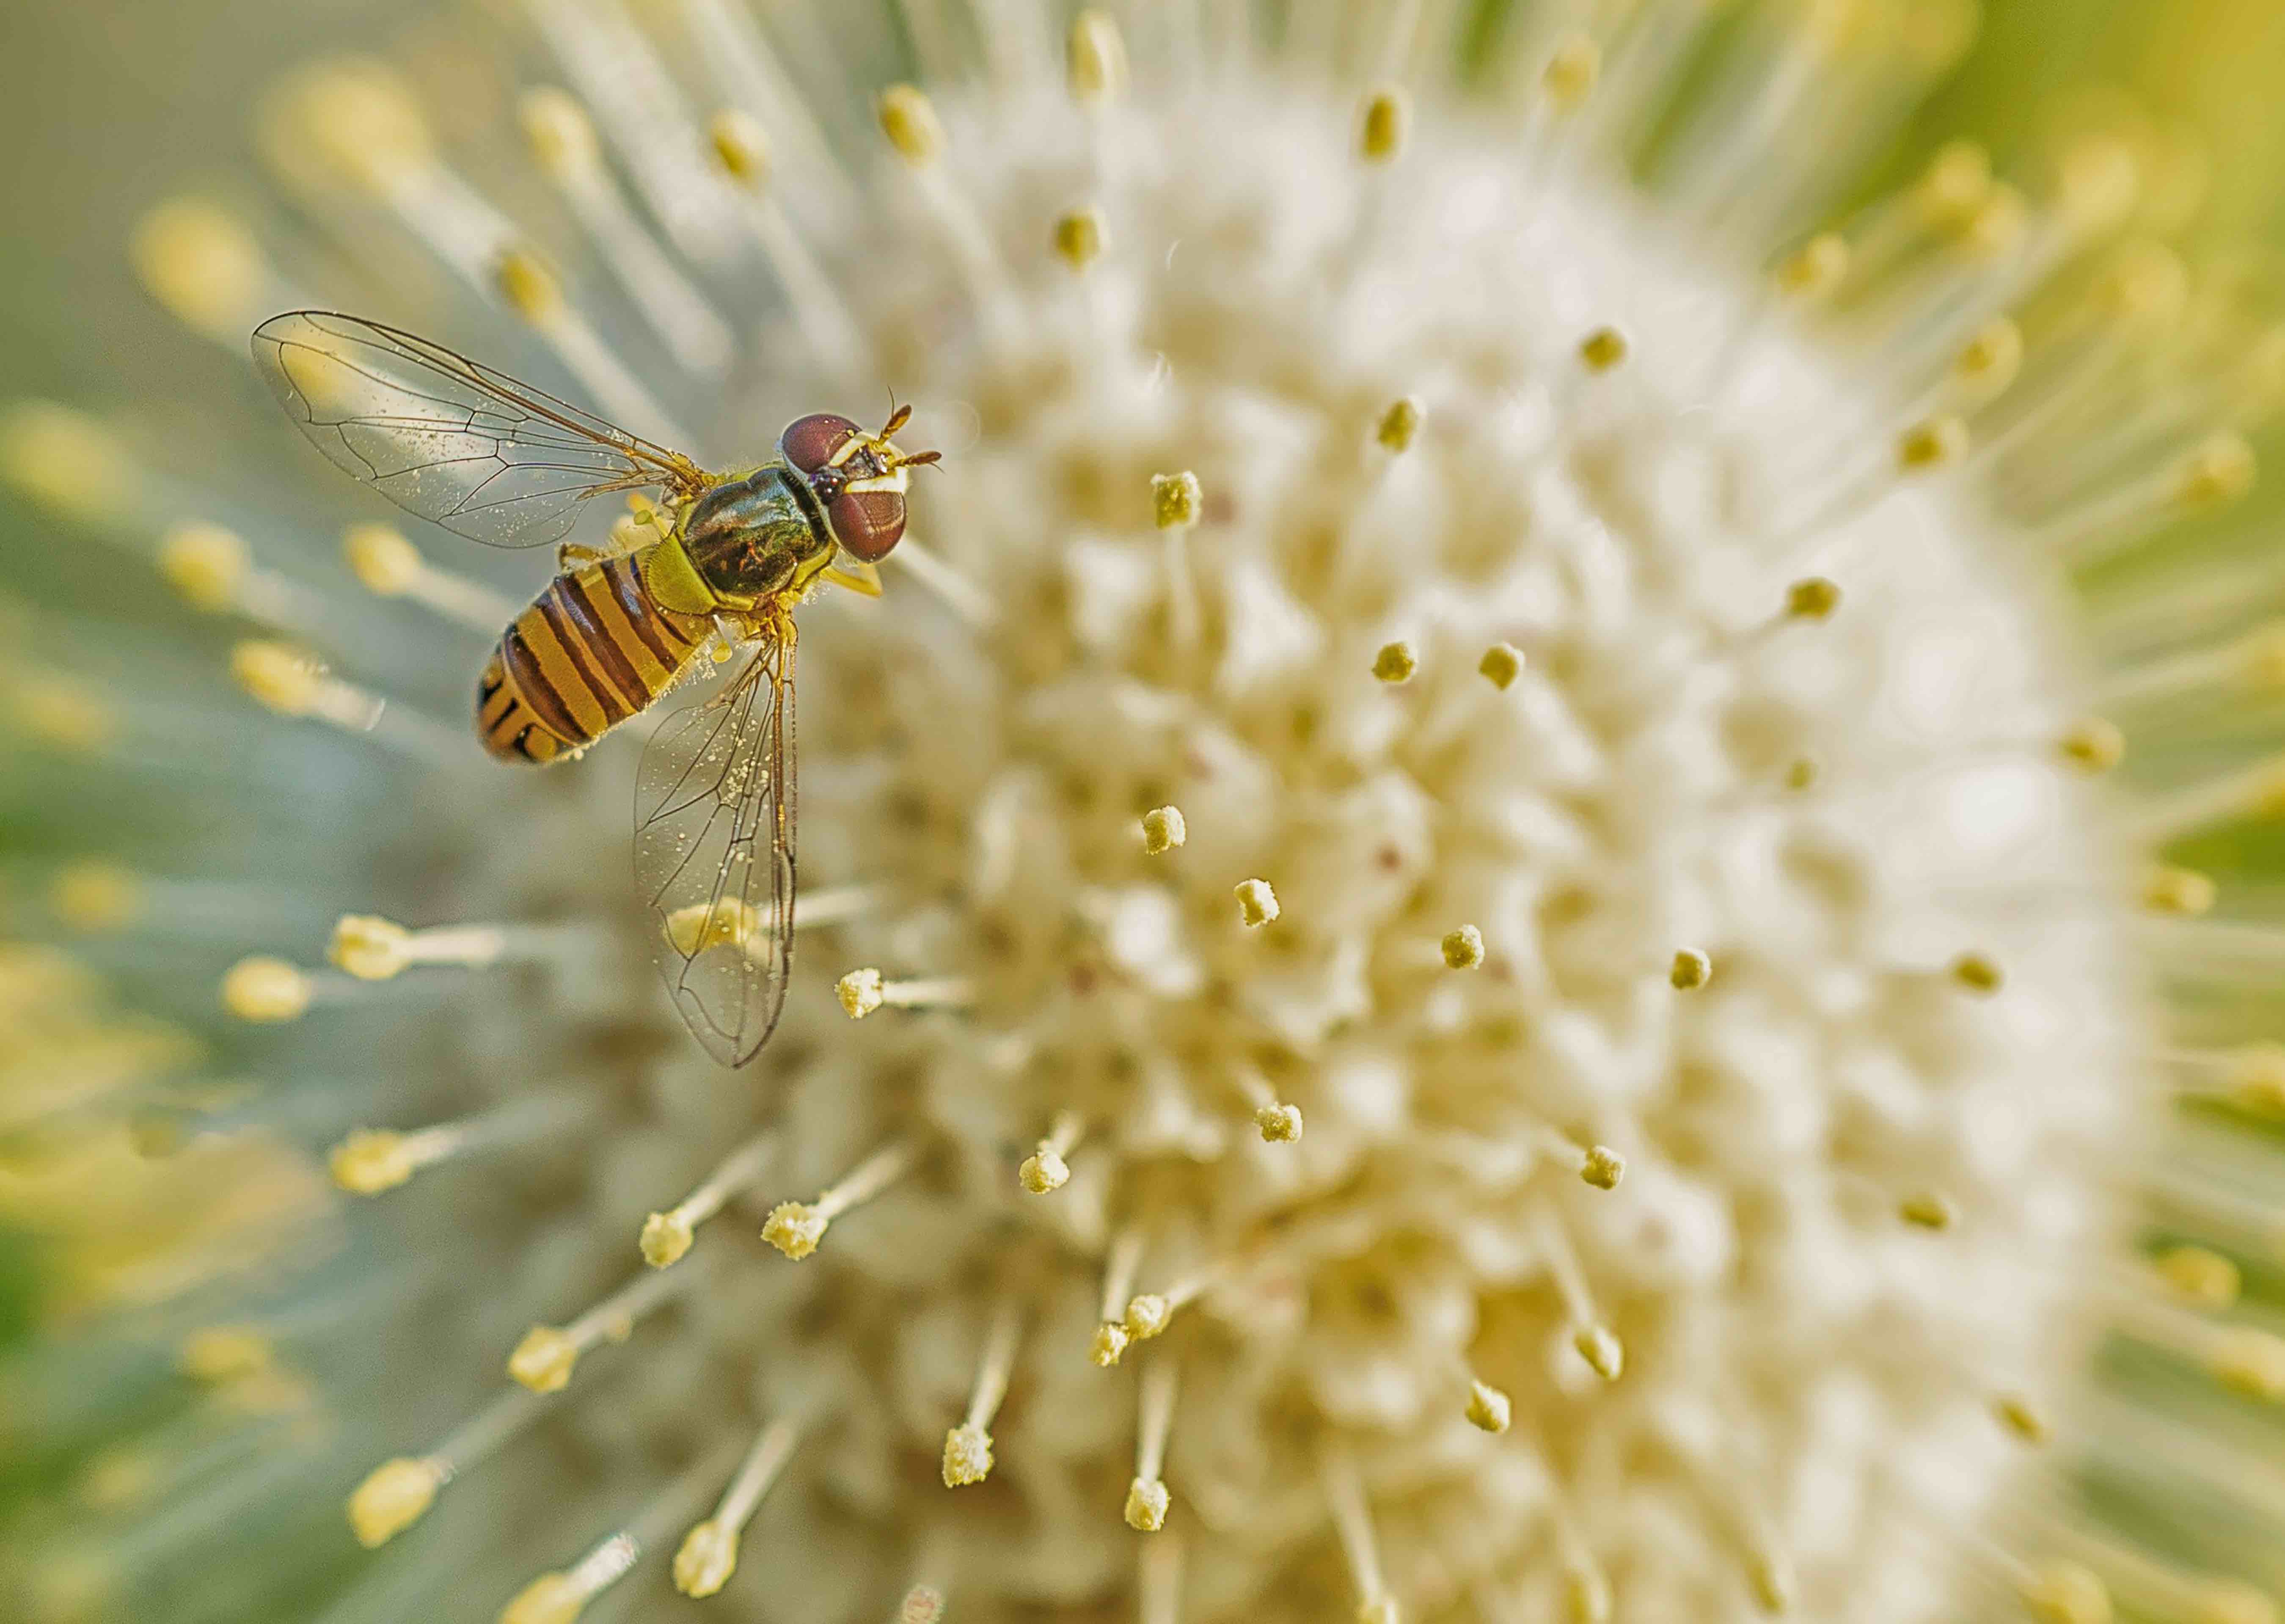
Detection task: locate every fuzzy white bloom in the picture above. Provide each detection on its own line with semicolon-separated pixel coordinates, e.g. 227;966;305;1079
7;6;2285;1624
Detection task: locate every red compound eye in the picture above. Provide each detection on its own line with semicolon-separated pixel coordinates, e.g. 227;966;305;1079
779;412;860;477
826;487;906;562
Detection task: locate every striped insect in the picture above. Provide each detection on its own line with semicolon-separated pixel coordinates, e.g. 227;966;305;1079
252;311;935;1065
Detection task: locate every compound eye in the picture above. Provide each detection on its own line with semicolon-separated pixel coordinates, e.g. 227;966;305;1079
779;413;862;476
828;489;906;562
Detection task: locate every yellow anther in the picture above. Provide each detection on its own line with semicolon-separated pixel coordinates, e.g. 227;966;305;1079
1961;183;2026;256
1949;951;2003;995
1785;577;1842;620
230;639;325;717
762;1201;828;1259
1090;1320;1131;1366
1019;1143;1070;1194
1053;208;1105;271
1775;233;1848;300
11;671;115;753
1254;1103;1303;1142
1479;642;1525;688
1441;925;1484;969
1580;1145;1625;1190
941;1422;994;1486
663;898;762;956
1358;87;1409;162
2098;242;2188;326
158;521;250;611
1125;1475;1170;1530
348;1457;443;1548
836;968;885;1018
498;1572;584;1624
1372;641;1418;683
50;861;140;933
1234;878;1280;928
1669;948;1712;991
1784;757;1820;791
1994;1392;2048;1443
672;1520;739;1598
878;84;945;165
330;914;414;980
329;1129;416;1195
1359;1599;1401;1624
519;87;598;178
1898;1191;1956;1230
1123;1293;1172;1340
494;248;565;324
706;108;770;188
79;1448;159;1512
1152;470;1202;529
2143;866;2216;917
2023;1561;2111;1624
1068;10;1128;105
1916;140;1991;227
2175;433;2257;511
640;1211;694;1269
1465;1379;1512;1434
1952;318;2023;398
1140;805;1187;854
267;58;433;194
340;522;420;597
0;399;129;521
2056;134;2140;233
2157;1244;2239;1309
2229;1043;2285;1113
179;1324;271;1383
507;1325;580;1393
1897;416;1969;472
1748;1549;1795;1615
222;955;310;1023
1578;326;1629;371
2057;717;2125;773
132;197;264;334
1572;1324;1624;1380
1542;33;1600;111
1566;1566;1613;1624
1376;396;1423;452
2212;1327;2285;1401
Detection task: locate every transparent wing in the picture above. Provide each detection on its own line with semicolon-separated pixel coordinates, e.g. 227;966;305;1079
251;310;713;550
635;637;796;1068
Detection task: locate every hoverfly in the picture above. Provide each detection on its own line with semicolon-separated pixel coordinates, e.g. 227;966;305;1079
251;311;936;1065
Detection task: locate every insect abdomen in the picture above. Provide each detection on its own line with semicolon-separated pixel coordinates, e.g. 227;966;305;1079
477;554;705;764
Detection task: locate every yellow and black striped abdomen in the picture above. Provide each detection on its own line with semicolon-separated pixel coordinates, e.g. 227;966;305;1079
477;554;705;764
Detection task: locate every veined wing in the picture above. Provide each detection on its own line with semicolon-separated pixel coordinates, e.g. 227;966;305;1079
251;310;714;550
635;636;796;1067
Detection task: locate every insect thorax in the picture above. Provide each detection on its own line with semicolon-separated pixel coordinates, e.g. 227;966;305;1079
680;465;834;605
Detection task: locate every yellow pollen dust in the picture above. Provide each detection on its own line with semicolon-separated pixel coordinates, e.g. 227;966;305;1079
1234;878;1280;928
836;968;886;1018
664;898;762;957
1054;208;1105;270
329;1129;416;1195
494;248;564;324
1377;396;1423;452
672;1520;740;1598
1785;577;1842;620
1019;1143;1070;1194
1090;1320;1131;1367
2143;866;2217;917
1949;951;2004;995
941;1422;994;1486
132;197;264;335
330;915;414;980
1465;1379;1512;1434
158;521;250;611
1254;1103;1304;1142
348;1456;443;1548
1572;1324;1624;1381
498;1572;585;1624
1441;925;1485;969
1775;233;1849;300
1578;326;1629;371
1669;948;1713;991
1897;416;1970;472
2023;1561;2111;1624
706;109;770;189
1124;1475;1170;1531
230;640;325;717
2058;716;2126;773
1580;1145;1625;1190
763;1202;828;1260
1151;469;1202;529
1542;33;1601;111
639;1211;695;1269
878;84;945;165
1067;10;1127;104
179;1324;272;1383
1372;641;1418;683
1358;87;1409;162
344;522;422;595
518;88;598;179
1140;805;1186;854
222;955;310;1023
1899;1191;1957;1230
1479;642;1526;688
507;1325;579;1393
2175;432;2257;510
2156;1244;2240;1310
51;861;140;933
